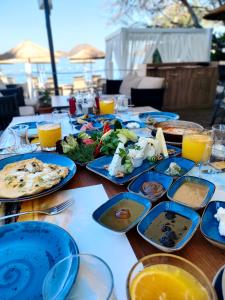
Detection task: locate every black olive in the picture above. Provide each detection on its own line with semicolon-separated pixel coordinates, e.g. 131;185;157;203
165;231;178;240
161;224;171;232
160;236;175;247
165;211;176;220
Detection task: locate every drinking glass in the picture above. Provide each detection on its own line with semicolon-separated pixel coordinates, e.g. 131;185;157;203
37;121;62;151
127;254;217;300
116;95;129;112
8;124;37;154
99;95;115;114
200;140;225;174
212;124;225;141
182;130;213;163
42;254;115;300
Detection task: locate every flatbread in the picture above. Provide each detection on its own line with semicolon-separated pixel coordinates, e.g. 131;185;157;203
0;158;69;198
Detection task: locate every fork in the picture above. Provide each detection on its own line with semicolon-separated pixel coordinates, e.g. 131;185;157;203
0;198;74;220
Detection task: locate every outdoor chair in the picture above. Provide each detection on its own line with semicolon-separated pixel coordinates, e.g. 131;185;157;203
0;94;19;130
131;87;165;109
211;83;225;125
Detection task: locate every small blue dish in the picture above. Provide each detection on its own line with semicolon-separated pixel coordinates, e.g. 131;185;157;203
122;120;145;129
213;264;225;300
74;122;103;132
167;176;215;210
0;221;79;300
167;145;181;157
137;201;200;252
94;114;116;120
92;192;151;233
128;170;173;202
201;201;225;249
11;122;38;138
139;112;180;123
0;152;76;202
155;157;195;178
86;156;158;185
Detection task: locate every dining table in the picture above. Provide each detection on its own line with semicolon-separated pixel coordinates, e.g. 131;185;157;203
0;106;225;298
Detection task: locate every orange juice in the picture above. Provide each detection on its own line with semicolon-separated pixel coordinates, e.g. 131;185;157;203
99;99;114;114
182;134;213;163
130;264;210;300
38;123;61;150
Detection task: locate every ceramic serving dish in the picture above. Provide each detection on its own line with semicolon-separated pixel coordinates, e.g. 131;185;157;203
213;264;225;300
137;201;200;252
167;176;215;210
155;157;195;178
73;121;103;132
201;201;225;249
92;192;151;233
139;111;180;123
154;120;203;143
128;170;173;202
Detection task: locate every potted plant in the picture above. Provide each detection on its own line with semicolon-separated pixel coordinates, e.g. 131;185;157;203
37;89;53;114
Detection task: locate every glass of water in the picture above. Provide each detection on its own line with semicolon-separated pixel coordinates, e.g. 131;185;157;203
42;254;115;300
212;124;225;141
116;95;129;112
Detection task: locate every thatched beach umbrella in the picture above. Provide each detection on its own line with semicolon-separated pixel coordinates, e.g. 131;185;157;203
0;40;62;97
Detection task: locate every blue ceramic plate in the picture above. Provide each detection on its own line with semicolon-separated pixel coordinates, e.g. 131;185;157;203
167;176;215;210
155;157;195;178
137;201;200;252
167;145;181;157
74;122;103;132
128;170;173;202
213;264;225;300
122;120;145;129
93;114;116;121
92;192;151;233
0;221;79;300
201;201;225;249
0;152;76;202
139;112;180;123
11;122;38;138
86;156;158;185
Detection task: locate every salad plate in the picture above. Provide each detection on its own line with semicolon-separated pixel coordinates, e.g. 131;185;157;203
0;221;79;300
139;112;180;123
73;121;103;132
0;152;76;202
86;155;158;185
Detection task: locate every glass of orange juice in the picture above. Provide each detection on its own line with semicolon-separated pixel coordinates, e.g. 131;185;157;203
182;130;213;163
37;121;62;151
127;254;217;300
99;95;115;114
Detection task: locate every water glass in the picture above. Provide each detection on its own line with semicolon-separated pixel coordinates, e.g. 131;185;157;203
116;95;129;112
42;254;115;300
212;124;225;141
9;124;37;154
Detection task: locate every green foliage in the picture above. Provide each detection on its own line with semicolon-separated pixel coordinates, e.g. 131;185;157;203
38;89;51;107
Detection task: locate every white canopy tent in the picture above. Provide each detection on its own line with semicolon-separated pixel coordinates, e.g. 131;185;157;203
105;27;212;79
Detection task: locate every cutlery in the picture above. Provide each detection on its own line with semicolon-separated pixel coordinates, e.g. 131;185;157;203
0;198;74;220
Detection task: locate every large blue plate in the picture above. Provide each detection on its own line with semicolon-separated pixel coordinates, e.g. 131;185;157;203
0;221;79;300
0;152;76;202
139;112;180;123
86;156;158;185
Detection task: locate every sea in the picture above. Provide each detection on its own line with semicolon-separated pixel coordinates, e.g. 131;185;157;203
0;58;108;85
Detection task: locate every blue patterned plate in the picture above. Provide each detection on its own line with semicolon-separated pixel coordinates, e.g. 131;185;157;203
73;122;103;132
12;122;38;138
122;120;145;129
0;221;79;300
0;152;76;202
139;112;180;123
86;156;158;185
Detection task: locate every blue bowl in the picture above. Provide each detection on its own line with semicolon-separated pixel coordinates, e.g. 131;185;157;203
155;157;195;178
167;176;215;210
93;114;116;121
128;170;173;202
74;121;103;132
213;264;225;300
122;120;145;129
201;201;225;249
92;192;151;233
137;201;200;252
139;111;180;123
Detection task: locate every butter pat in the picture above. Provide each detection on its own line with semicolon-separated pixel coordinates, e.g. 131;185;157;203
214;207;225;237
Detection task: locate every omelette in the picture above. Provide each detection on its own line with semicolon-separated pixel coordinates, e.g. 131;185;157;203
0;158;69;198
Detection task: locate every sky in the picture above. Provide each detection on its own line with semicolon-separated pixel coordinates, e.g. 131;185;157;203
0;0;117;53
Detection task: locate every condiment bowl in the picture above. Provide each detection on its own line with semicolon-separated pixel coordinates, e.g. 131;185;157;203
92;192;151;233
128;170;173;202
201;201;225;249
155;157;195;178
122;120;145;129
137;201;200;252
167;176;215;210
